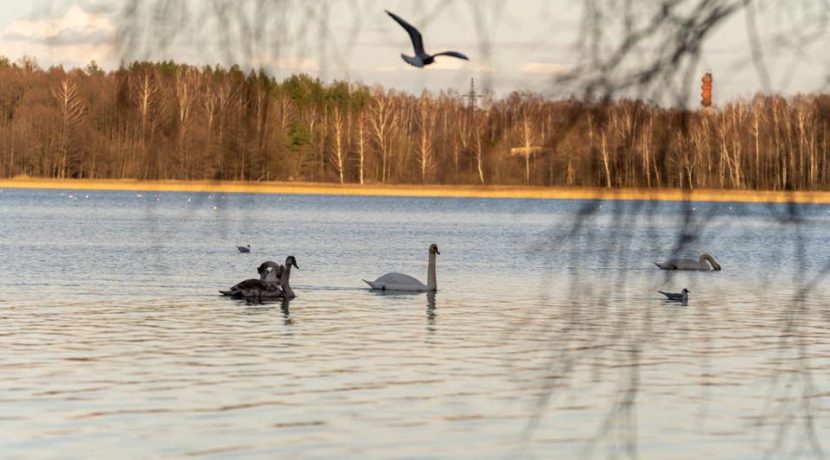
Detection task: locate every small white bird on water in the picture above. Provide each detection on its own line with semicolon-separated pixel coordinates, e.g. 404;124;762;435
386;10;469;68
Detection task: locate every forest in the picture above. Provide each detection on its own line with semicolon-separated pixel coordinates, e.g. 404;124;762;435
1;58;830;190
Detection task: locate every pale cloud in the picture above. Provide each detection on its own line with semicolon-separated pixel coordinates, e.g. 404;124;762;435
521;61;569;75
1;4;116;67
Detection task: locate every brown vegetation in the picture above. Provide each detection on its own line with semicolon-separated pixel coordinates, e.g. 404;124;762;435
1;58;830;191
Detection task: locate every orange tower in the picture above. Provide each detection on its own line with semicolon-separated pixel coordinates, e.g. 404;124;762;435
701;72;713;108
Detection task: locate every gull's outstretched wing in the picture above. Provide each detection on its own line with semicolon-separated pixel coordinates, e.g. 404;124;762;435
432;51;469;61
386;10;424;56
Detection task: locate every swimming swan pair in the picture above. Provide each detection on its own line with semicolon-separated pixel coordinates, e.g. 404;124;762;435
221;256;299;299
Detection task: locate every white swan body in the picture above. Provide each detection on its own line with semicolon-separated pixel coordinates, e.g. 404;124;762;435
364;244;439;292
364;272;428;291
655;253;721;271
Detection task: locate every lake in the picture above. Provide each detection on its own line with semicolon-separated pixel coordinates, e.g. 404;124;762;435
1;188;829;459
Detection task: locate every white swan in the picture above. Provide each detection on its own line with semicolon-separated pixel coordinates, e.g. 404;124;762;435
364;244;439;292
655;253;721;271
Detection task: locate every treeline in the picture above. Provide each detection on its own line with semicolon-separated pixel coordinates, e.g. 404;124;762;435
1;58;830;190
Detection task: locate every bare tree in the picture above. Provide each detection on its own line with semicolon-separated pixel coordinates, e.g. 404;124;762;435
51;78;86;178
330;105;346;184
369;94;396;183
416;92;436;184
175;67;199;178
355;107;368;185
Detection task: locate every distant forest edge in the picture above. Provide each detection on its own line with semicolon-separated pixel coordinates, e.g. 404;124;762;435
2;58;830;190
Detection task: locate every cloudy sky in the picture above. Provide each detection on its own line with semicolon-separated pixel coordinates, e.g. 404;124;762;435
1;1;828;105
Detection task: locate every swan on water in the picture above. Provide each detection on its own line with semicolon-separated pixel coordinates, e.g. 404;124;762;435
237;244;251;253
220;263;279;298
386;11;469;68
220;257;299;299
364;244;439;292
655;253;721;271
277;256;299;299
659;288;690;304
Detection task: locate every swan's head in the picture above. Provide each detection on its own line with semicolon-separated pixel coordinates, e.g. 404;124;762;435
429;244;440;255
258;261;280;274
702;253;721;271
682;288;690;294
285;255;299;269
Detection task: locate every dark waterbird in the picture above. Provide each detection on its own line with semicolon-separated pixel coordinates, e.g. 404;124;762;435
220;257;300;300
220;261;280;298
237;244;251;253
659;288;690;304
386;10;469;68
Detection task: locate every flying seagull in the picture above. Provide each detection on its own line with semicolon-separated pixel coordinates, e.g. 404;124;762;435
659;288;690;304
386;10;469;68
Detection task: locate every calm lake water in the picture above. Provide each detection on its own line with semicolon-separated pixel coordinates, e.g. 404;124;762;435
1;188;830;459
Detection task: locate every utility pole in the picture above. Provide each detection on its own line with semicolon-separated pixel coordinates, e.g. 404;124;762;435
465;78;484;111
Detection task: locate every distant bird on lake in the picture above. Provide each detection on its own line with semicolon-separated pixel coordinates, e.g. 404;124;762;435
364;244;439;292
237;244;251;253
655;253;721;271
659;288;690;304
385;10;469;68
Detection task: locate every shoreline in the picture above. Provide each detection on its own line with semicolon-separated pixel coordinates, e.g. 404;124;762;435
2;178;830;204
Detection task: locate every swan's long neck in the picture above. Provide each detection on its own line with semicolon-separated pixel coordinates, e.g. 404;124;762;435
427;251;437;291
700;254;716;269
281;264;295;299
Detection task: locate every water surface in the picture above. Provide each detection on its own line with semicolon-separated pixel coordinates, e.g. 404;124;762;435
1;188;829;459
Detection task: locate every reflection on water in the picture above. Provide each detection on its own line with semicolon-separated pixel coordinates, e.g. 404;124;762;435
427;292;437;331
1;189;829;459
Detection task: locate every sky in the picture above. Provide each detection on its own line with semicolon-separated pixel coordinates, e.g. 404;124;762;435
0;1;828;106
